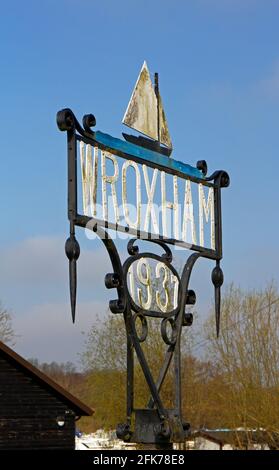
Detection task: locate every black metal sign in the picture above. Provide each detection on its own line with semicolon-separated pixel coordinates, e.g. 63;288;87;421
57;69;229;444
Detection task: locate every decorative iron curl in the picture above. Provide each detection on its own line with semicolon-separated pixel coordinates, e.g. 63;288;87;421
206;169;230;188
82;114;96;135
93;223;126;314
196;159;208;176
127;239;139;256
161;317;178;345
56;108;96;139
127;238;172;262
133;312;148;343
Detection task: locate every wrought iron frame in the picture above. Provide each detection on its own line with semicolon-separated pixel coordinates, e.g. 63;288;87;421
57;108;230;444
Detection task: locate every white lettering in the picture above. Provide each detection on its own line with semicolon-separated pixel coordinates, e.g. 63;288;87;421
199;184;215;249
80;142;98;216
79;145;216;250
122;160;141;229
182;179;197;245
143;165;159;234
137;259;152;310
161;172;179;239
101;151;119;223
155;262;170;312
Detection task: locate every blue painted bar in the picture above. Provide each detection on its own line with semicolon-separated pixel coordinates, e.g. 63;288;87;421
94;131;204;180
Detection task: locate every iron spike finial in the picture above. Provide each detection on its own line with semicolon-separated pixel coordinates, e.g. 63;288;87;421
211;261;224;337
65;231;80;323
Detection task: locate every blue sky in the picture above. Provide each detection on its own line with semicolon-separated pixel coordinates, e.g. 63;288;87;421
0;0;278;364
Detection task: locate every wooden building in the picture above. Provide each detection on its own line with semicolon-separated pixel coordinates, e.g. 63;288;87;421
0;341;93;450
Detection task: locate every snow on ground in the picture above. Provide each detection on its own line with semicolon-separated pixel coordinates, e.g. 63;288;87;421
75;429;137;450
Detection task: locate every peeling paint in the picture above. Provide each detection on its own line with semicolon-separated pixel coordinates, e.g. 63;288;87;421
122;61;172;149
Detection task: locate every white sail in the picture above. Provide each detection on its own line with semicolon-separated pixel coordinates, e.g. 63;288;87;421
122;61;172;149
158;93;172;149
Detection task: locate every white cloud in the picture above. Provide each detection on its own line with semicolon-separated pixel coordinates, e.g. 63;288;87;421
13;300;109;366
0;236;123;366
0;236;111;287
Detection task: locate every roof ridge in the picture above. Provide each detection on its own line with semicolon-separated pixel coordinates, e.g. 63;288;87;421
0;340;93;417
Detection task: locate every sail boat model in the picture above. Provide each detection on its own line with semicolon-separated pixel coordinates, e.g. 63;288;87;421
122;61;173;157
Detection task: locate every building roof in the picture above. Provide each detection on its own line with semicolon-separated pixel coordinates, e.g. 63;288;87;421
0;340;93;417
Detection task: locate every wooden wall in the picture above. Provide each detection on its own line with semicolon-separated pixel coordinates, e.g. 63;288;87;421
0;356;76;450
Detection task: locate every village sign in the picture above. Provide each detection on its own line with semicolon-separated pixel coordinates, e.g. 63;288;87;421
57;62;230;445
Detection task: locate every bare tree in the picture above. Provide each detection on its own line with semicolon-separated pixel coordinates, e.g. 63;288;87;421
0;304;16;346
203;283;279;440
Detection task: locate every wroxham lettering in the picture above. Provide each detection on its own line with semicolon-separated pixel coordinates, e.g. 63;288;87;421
80;143;215;250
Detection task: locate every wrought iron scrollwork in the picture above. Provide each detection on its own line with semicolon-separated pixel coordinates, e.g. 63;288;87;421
133;313;148;343
57;108;96;139
161;317;178;345
57;108;230;444
106;238;201;443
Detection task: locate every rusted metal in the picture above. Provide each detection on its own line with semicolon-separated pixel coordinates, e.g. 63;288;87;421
122;61;172;150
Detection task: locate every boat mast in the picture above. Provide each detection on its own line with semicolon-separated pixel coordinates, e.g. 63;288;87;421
154;72;160;148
